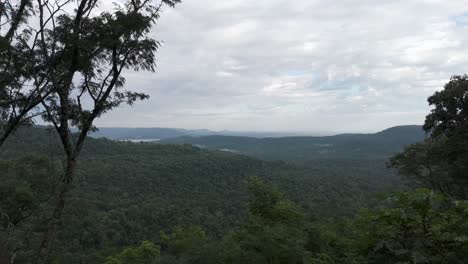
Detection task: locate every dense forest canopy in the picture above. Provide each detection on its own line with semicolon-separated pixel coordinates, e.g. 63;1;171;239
0;124;405;262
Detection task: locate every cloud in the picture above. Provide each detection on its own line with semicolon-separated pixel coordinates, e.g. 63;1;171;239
96;0;468;133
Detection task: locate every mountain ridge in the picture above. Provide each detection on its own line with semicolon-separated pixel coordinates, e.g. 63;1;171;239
159;125;425;163
87;125;422;141
88;127;325;140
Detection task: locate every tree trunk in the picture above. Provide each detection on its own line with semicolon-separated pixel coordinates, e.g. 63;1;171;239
0;128;12;148
0;121;16;148
0;114;28;148
0;241;9;264
34;158;77;264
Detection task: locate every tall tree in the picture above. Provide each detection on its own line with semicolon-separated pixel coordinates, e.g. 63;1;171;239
0;0;79;147
424;75;468;138
0;0;36;146
4;0;182;263
390;75;468;198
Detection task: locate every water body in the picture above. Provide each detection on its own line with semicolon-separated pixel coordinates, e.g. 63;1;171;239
119;138;160;143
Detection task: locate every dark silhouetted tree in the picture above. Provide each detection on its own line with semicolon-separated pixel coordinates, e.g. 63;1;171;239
353;189;468;263
391;75;468;198
3;1;182;263
0;0;41;146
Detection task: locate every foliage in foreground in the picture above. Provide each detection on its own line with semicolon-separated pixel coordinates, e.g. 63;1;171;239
105;181;468;264
1;155;467;263
353;189;468;263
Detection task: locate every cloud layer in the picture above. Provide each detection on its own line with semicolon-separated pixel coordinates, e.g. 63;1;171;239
96;0;468;133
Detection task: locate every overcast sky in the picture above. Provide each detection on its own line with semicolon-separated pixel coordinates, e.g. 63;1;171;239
95;0;468;133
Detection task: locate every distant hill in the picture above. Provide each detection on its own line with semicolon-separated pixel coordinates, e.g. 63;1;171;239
88;127;327;140
160;125;426;163
88;127;207;140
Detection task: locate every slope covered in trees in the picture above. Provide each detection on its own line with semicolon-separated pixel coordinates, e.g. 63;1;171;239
105;180;468;264
160;125;425;162
0;125;404;263
87;127;308;140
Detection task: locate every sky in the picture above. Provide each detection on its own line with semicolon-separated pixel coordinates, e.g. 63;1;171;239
95;0;468;133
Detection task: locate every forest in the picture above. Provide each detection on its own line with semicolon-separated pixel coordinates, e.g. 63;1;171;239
1;77;468;263
1;0;468;263
0;125;401;262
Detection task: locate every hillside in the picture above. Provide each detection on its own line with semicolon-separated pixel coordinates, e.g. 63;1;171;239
0;126;409;263
0;126;401;217
88;127;207;140
88;127;315;140
160;125;425;162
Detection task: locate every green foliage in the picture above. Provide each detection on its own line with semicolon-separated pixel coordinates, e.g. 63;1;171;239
102;179;326;264
424;75;468;138
105;241;160;264
1;142;467;264
226;178;311;264
158;226;223;264
389;140;455;194
0;156;57;228
0;155;59;263
105;181;468;264
160;226;207;256
391;76;468;199
352;189;468;263
246;177;304;223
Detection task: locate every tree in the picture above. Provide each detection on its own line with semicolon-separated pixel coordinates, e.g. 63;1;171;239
159;226;223;264
3;1;182;263
105;241;160;264
389;140;454;195
0;0;41;147
106;178;330;264
0;156;57;229
352;189;468;264
424;75;468;138
390;75;468;198
229;177;312;264
0;156;59;263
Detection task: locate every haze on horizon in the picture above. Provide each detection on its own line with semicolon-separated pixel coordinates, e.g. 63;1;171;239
95;0;468;133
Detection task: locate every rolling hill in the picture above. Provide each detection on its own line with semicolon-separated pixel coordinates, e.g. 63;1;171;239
160;125;426;163
88;127;317;140
0;125;415;263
